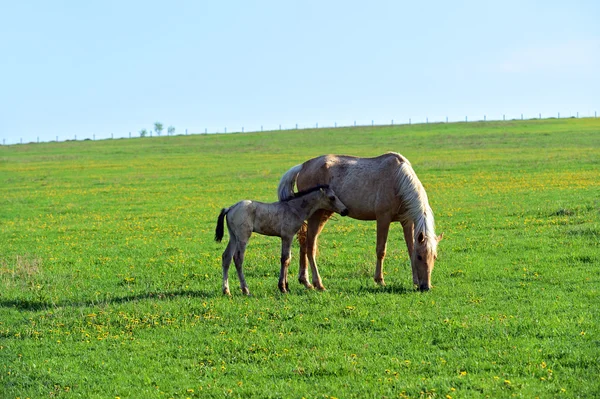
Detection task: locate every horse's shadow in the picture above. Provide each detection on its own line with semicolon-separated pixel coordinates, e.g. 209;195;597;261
356;283;413;295
0;289;215;312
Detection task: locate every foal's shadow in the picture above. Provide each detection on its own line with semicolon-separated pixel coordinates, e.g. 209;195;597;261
0;289;215;312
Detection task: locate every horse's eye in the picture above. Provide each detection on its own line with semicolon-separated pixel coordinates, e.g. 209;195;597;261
417;255;423;261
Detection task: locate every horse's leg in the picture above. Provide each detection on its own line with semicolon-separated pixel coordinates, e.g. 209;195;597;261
297;222;311;289
233;240;250;295
374;217;392;286
402;221;418;286
222;239;236;295
278;236;293;293
306;210;332;291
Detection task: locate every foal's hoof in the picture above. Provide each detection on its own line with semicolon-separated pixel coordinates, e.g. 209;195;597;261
223;288;231;296
315;284;327;291
241;287;251;296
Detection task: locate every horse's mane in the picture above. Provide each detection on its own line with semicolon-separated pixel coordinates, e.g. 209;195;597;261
395;162;438;252
280;184;330;202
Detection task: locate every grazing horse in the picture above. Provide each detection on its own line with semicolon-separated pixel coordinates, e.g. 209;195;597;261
277;152;442;291
215;185;349;295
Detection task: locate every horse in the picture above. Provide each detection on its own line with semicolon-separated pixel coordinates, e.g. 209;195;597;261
215;185;349;295
277;152;442;291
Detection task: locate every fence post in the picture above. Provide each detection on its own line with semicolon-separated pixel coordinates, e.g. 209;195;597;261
503;114;505;121
521;114;523;120
558;112;560;119
465;116;467;122
426;117;428;124
409;118;411;125
539;113;541;119
484;115;486;121
354;121;356;126
577;112;579;118
446;116;448;123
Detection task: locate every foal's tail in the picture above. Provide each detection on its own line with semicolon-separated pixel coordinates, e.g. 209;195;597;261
277;164;303;201
215;208;229;242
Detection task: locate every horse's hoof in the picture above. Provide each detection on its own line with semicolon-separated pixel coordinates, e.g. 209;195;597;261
315;284;326;291
375;278;386;287
299;279;314;290
223;288;231;296
241;288;250;296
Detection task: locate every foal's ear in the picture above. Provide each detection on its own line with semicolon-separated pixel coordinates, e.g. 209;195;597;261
437;233;444;242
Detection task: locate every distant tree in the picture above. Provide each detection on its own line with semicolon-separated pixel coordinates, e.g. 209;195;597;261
139;128;148;138
167;125;175;136
154;122;164;136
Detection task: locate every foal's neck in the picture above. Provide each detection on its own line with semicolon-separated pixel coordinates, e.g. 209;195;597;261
286;192;322;221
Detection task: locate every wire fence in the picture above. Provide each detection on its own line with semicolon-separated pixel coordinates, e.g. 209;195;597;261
2;110;598;146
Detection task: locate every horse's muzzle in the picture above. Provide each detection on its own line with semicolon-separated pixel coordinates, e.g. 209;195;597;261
340;209;349;217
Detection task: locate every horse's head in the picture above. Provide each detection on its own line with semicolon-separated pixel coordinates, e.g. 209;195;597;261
412;231;443;291
320;186;349;216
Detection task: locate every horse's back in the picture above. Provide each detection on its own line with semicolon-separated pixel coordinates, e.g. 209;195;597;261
297;153;409;220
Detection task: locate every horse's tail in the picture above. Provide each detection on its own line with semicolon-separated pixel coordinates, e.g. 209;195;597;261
215;208;229;242
277;164;303;201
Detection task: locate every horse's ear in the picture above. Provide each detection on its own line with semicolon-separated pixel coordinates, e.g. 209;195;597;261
417;232;425;243
437;233;444;242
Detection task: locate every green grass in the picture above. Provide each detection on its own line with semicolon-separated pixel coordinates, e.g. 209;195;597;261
1;118;599;398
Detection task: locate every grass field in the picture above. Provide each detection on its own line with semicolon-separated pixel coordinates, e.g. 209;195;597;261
1;118;599;398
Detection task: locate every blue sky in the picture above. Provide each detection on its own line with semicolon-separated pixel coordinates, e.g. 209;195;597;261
1;0;599;144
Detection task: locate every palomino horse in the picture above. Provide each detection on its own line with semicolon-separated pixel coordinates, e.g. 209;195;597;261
277;152;442;291
215;185;348;295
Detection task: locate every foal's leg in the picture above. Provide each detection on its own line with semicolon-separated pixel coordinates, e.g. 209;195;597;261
278;236;293;293
233;240;250;295
402;221;418;286
222;238;236;295
306;210;332;290
375;217;392;286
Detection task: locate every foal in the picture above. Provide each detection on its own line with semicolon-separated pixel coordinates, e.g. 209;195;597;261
215;185;348;295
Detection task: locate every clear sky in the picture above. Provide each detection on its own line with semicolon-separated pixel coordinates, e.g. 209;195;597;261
1;0;599;144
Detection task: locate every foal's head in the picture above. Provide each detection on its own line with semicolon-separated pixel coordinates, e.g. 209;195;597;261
412;230;443;291
315;185;349;216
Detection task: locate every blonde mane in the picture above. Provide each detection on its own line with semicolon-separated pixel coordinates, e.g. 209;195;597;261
395;161;438;253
